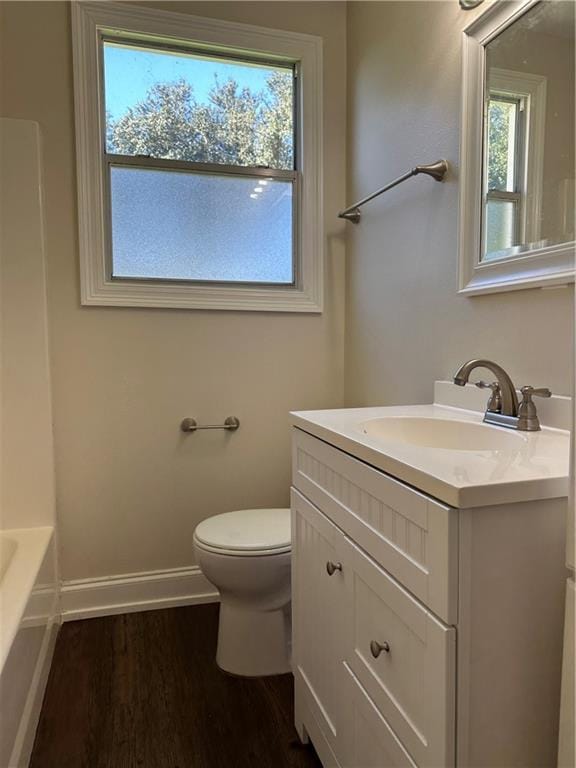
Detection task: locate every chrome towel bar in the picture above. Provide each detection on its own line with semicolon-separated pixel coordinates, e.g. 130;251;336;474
338;159;448;223
181;416;240;433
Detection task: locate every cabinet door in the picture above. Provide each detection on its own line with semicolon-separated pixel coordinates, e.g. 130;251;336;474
558;577;575;768
342;663;417;768
292;488;347;761
342;536;456;768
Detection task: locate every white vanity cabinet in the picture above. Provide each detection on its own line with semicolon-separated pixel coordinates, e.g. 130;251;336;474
291;426;567;768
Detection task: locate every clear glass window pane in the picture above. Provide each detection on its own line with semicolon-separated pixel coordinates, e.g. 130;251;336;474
103;41;295;170
487;97;517;192
110;166;293;283
485;198;517;258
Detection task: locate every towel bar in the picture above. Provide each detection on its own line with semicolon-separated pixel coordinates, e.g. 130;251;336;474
181;416;240;433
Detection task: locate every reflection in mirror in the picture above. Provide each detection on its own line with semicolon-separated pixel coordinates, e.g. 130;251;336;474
483;1;575;262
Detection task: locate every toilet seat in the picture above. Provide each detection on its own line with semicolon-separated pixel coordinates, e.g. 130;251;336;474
194;508;291;557
193;539;291;557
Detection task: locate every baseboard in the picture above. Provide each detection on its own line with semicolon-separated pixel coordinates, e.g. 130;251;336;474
60;566;219;621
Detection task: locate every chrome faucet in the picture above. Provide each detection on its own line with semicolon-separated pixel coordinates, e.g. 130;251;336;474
453;359;551;431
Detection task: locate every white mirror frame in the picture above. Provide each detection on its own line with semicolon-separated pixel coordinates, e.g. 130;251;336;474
459;0;575;296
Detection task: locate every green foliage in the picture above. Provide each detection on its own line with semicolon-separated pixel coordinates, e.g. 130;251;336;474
107;73;294;170
255;72;294;170
487;99;514;190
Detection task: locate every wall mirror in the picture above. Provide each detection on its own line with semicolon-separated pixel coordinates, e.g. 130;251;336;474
459;0;575;295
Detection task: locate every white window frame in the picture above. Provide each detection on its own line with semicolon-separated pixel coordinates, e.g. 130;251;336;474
459;0;575;296
72;1;323;312
484;68;547;257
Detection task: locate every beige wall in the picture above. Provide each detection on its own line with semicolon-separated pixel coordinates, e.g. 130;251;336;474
0;119;56;531
0;2;346;580
345;1;574;408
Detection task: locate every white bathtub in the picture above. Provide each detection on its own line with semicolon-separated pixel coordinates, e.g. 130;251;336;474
0;528;59;767
0;537;17;584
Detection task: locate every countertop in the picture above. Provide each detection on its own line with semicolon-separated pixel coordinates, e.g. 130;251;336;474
290;398;570;508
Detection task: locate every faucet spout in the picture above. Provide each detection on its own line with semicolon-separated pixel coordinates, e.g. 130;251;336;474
453;359;519;417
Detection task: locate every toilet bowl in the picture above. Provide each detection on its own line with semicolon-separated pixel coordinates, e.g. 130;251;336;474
193;508;291;677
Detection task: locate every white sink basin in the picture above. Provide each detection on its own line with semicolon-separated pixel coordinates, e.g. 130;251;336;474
358;416;526;451
291;394;570;507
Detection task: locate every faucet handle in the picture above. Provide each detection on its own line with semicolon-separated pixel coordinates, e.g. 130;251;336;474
517;386;551;431
474;380;502;413
520;386;551;399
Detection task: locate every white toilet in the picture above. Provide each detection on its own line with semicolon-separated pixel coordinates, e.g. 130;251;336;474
193;508;292;677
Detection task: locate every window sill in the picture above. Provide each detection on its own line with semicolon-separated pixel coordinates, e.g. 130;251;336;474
80;274;323;312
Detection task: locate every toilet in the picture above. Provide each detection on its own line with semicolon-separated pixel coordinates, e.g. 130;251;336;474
193;508;292;677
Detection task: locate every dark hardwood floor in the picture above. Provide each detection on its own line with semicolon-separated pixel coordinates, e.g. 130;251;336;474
30;603;321;768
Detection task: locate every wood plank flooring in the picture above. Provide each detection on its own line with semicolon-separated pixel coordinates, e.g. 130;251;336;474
30;603;321;768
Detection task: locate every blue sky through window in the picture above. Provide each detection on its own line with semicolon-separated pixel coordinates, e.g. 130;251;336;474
103;42;289;120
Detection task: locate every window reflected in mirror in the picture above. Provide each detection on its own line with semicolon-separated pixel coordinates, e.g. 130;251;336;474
482;0;575;263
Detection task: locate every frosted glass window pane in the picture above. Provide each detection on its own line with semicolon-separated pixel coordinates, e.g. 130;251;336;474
110;167;293;283
103;41;294;170
485;199;516;259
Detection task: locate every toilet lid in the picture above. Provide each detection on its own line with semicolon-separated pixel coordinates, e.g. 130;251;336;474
194;508;291;554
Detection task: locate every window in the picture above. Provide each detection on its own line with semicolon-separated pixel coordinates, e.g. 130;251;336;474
72;2;323;311
485;92;526;257
482;68;546;263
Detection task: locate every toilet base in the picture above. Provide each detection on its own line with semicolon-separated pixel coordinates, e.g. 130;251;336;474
216;601;292;677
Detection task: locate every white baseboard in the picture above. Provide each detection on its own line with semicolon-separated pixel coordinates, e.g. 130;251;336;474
60;566;219;622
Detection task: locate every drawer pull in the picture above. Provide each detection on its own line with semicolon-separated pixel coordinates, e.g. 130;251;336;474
370;640;390;658
326;561;342;576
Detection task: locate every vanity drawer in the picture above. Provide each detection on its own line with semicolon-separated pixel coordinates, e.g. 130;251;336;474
292;428;458;623
342;662;418;768
342;536;456;768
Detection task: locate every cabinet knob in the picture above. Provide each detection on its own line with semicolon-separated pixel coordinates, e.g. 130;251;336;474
370;640;390;658
326;561;342;576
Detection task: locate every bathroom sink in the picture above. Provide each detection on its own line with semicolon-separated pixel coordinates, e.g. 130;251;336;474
358;416;525;451
291;393;570;507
